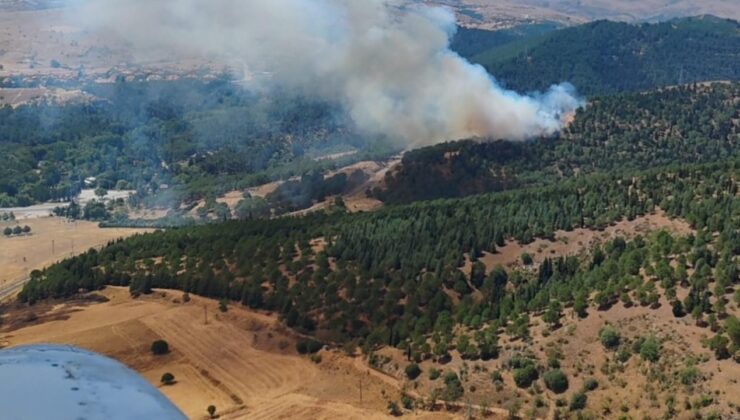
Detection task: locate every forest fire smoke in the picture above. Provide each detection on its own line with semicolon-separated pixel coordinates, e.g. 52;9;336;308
71;0;583;145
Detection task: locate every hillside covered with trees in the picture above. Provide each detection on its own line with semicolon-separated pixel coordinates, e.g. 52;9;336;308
20;159;739;349
474;16;740;95
379;82;739;203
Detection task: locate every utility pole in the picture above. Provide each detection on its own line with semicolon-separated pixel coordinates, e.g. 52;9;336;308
51;239;55;255
359;378;363;406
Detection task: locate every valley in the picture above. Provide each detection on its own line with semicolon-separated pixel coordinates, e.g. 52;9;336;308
0;1;737;419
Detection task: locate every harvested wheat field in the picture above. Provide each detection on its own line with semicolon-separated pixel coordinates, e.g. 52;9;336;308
0;287;455;419
0;217;151;291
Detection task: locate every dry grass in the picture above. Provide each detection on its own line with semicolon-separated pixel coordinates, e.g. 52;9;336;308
373;289;739;419
0;217;151;291
0;288;447;419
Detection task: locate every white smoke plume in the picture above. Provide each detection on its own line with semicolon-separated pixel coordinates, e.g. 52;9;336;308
71;0;582;146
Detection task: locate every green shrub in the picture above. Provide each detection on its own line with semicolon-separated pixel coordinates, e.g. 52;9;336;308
570;392;588;410
513;365;539;388
582;378;599;391
429;368;441;380
160;372;175;385
521;252;533;265
544;369;569;393
679;367;700;385
405;363;421;380
639;337;660;362
616;346;631;363
599;325;620;349
151;339;170;355
388;401;401;416
296;339;324;354
442;372;464;401
707;334;730;360
631;337;646;354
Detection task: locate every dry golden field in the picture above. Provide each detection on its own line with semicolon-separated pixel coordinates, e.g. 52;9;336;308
0;287;453;420
0;217;151;292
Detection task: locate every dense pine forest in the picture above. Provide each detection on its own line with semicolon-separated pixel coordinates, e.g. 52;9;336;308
473;16;740;95
19;159;740;360
450;23;560;60
380;83;739;203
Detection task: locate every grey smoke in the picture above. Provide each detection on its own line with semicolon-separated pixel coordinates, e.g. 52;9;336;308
70;0;583;146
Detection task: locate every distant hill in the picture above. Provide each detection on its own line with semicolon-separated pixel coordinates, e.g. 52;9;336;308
423;1;740;29
473;16;740;95
450;22;560;59
0;0;65;11
519;0;740;23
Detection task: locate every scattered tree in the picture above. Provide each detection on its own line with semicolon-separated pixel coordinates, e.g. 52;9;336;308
160;372;175;385
151;339;170;355
296;339;323;354
599;325;620;349
543;300;563;329
582;378;598;391
639;337;661;362
513;364;538;388
521;252;533;266
405;363;421;380
544;369;569;393
94;187;108;198
570;392;587;410
707;334;730;360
